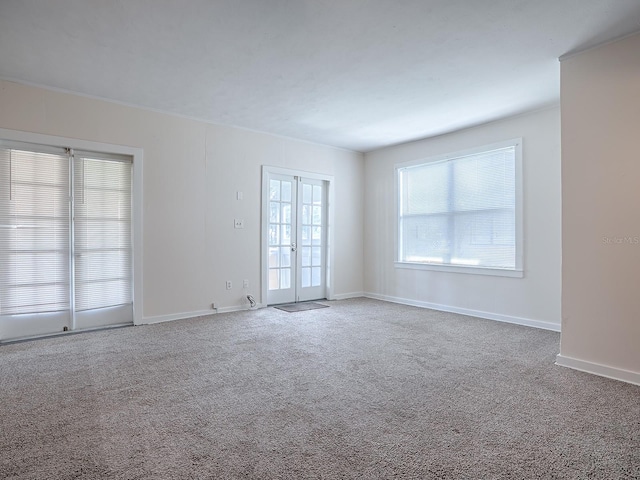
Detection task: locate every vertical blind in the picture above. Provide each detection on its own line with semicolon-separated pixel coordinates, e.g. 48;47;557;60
0;142;132;318
398;145;517;269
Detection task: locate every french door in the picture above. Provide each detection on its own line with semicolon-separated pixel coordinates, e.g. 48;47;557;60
265;171;327;305
0;140;133;341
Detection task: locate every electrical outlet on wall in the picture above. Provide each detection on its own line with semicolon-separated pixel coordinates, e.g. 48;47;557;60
243;279;248;288
226;280;232;290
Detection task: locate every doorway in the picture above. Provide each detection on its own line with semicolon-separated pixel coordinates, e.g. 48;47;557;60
262;167;333;305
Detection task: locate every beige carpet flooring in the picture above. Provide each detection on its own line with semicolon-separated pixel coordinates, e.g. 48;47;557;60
1;298;638;479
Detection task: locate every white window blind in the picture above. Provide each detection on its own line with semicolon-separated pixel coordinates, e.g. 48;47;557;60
0;146;70;315
74;154;132;311
0;142;133;322
398;143;520;272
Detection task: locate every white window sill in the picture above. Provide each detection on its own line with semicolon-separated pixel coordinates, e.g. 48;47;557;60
394;261;524;278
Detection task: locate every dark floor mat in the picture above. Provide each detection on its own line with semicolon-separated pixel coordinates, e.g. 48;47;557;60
274;302;329;312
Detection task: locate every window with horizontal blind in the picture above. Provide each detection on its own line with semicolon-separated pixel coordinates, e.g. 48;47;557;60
0;146;70;314
74;153;132;311
396;139;523;277
0;139;133;339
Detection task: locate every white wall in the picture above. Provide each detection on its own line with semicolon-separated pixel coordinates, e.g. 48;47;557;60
558;32;640;382
364;107;561;329
0;80;364;321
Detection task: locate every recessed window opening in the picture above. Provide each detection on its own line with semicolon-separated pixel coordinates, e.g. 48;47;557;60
396;139;522;277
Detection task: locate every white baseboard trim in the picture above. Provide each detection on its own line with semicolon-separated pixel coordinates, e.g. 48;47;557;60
330;292;365;301
216;304;266;313
141;304;266;325
142;309;215;325
363;292;561;332
555;354;640;386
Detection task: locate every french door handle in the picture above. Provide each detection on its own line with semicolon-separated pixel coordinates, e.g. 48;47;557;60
291;243;297;252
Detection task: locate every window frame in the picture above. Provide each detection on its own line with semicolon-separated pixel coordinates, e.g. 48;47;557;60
394;138;523;278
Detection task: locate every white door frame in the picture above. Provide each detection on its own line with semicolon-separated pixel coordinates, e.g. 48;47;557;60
261;165;335;305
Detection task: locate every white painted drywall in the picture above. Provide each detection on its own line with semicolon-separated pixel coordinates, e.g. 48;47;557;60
0;80;364;320
364;107;561;328
559;33;640;376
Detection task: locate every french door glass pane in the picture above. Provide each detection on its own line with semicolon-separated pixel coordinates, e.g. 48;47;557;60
302;204;310;224
280;247;291;267
269;180;280;201
312;227;322;245
269;247;279;267
281;203;291;224
270;202;279;223
268;178;294;292
301;246;311;267
281;225;290;244
302;184;312;203
301;226;311;246
312;206;321;224
269;225;279;245
280;268;291;289
301;267;311;288
312;247;321;266
281;181;291;201
269;269;279;290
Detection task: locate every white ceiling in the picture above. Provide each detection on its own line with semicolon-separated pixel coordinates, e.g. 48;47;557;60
1;1;639;152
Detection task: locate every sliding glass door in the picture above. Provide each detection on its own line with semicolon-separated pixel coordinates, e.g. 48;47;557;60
0;141;133;341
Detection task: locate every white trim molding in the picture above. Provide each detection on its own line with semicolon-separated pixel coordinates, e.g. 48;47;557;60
364;292;561;332
216;303;266;314
142;303;266;325
555;354;640;386
142;309;215;325
330;292;365;301
395;261;524;278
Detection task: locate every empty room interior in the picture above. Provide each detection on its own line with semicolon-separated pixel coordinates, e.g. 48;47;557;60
0;1;639;478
